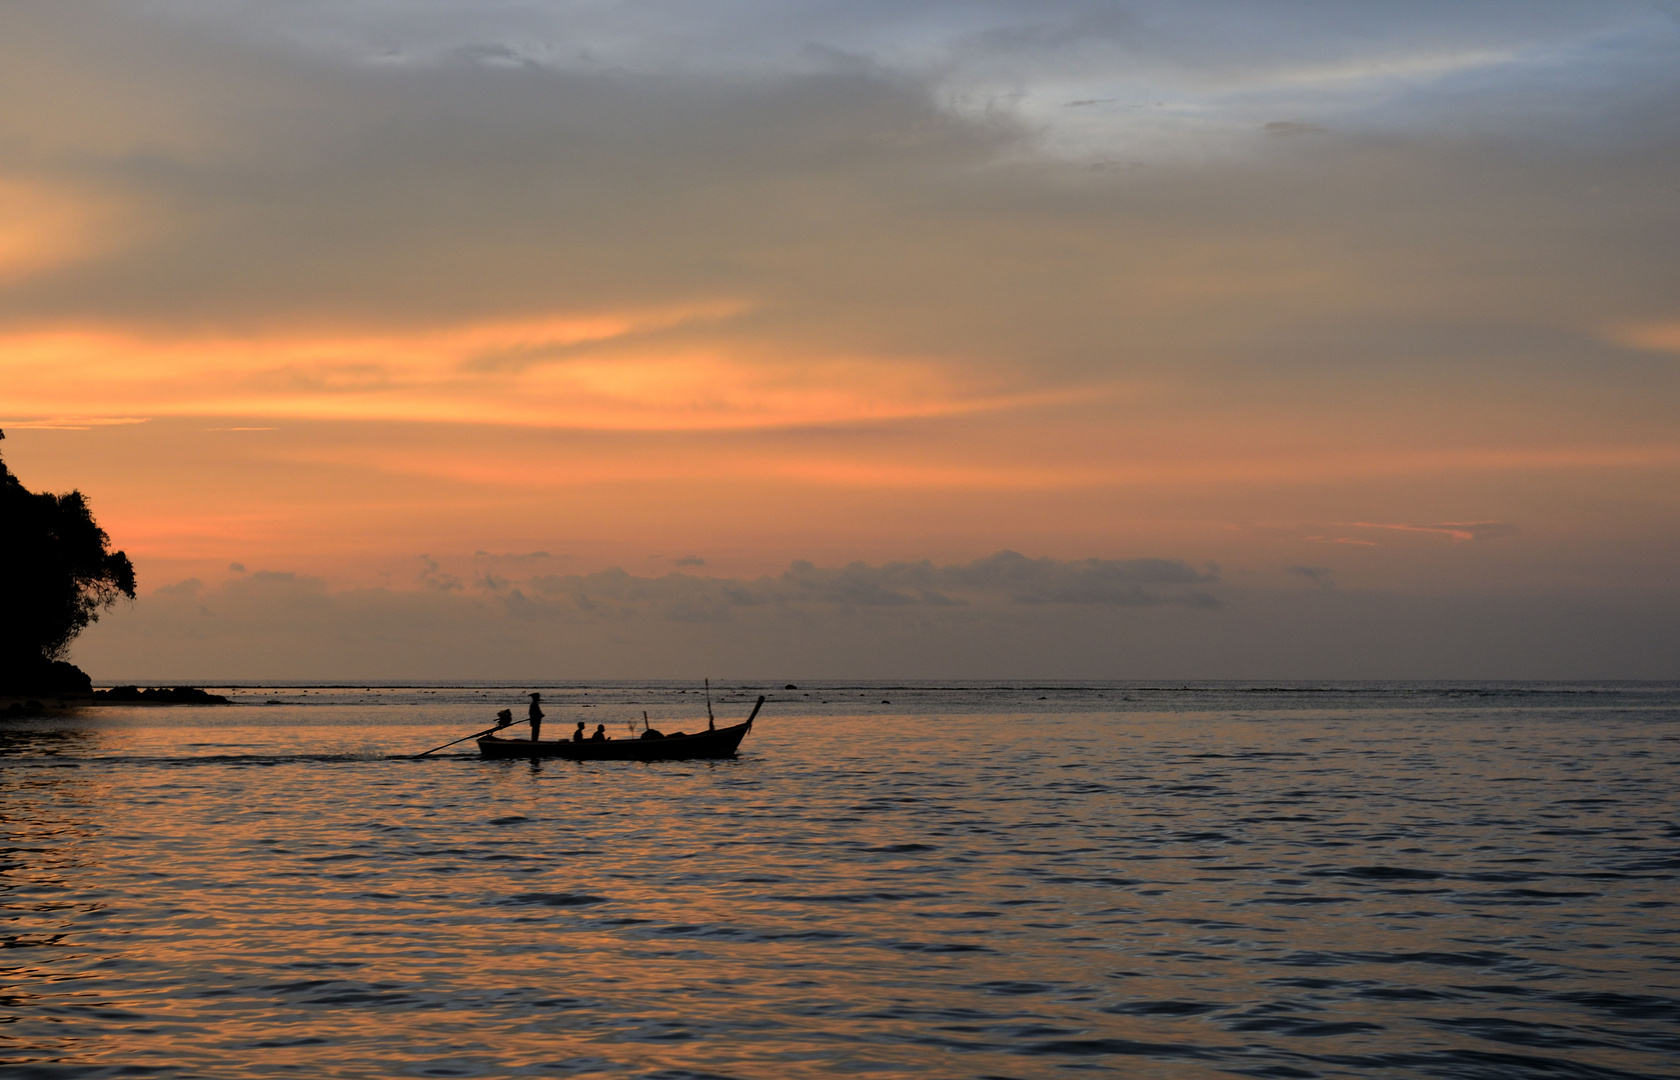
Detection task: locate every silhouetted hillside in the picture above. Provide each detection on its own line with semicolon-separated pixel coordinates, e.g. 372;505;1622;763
0;430;136;696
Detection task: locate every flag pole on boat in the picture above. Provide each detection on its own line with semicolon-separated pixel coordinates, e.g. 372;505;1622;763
705;678;715;730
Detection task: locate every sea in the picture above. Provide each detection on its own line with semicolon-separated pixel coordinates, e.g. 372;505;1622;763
3;681;1678;1079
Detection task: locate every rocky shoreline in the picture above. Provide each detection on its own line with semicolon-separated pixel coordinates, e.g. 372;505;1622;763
0;660;95;696
2;663;232;711
92;686;232;704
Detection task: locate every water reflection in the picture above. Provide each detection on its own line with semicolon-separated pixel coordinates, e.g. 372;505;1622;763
0;689;1676;1078
0;722;100;758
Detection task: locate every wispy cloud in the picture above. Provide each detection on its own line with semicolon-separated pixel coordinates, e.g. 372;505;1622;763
1;416;151;430
0;318;1044;431
1263;121;1326;136
1335;521;1518;543
1609;321;1680;355
1286;564;1334;588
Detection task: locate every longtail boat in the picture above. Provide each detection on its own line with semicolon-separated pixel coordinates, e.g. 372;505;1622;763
477;695;764;761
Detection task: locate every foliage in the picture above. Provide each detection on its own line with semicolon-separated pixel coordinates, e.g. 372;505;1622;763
0;430;136;673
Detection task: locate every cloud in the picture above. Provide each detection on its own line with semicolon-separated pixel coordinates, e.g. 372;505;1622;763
1336;521;1518;543
756;550;1221;607
416;555;462;592
1608;321;1680;355
463;550;1224;616
1294;520;1520;546
239;570;326;591
0;319;1052;431
117;1;1665;162
139;551;1223;633
3;1;1678;679
72;550;1221;678
932;550;1217;599
474;551;555;563
1;416;150;430
775;561;925;607
72;559;1680;680
1286;565;1334;588
2;3;1673;361
0;176;134;281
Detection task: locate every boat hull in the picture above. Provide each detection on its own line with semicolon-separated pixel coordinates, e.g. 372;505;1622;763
478;718;752;761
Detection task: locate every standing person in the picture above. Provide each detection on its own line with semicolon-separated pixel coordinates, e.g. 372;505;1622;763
528;692;544;742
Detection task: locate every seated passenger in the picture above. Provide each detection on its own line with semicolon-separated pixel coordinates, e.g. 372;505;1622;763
640;727;665;739
572;721;586;742
590;723;608;741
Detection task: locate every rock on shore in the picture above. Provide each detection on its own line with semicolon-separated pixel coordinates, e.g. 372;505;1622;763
92;686;233;705
0;659;93;696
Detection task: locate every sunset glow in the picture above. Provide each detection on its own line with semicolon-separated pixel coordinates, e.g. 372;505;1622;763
1;1;1675;677
0;310;1042;430
9;13;1680;1080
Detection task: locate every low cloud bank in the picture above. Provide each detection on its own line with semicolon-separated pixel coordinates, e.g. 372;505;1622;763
485;551;1222;623
74;551;1229;680
70;550;1680;681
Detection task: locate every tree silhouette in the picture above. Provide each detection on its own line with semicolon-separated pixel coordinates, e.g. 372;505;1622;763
1;430;136;693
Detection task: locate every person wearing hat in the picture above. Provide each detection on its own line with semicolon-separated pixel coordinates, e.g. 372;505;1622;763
527;692;544;742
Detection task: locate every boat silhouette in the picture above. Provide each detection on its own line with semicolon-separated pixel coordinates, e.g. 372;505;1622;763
477;695;764;760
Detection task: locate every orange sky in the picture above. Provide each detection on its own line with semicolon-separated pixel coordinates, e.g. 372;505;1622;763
3;3;1677;677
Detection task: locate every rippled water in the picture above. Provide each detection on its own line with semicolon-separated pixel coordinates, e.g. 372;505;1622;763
3;682;1678;1079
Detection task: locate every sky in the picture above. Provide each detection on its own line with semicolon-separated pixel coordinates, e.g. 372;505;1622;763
2;0;1678;680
